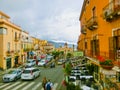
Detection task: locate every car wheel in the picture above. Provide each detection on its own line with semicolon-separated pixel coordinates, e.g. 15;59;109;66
14;77;17;81
32;76;35;80
38;73;40;77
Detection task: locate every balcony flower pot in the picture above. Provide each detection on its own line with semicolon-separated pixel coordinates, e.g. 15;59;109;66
100;65;114;70
100;59;114;70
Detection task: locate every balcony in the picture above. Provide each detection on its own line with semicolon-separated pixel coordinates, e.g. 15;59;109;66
81;25;87;34
103;0;120;22
14;50;20;56
6;50;11;56
86;50;115;62
14;37;20;42
86;16;98;30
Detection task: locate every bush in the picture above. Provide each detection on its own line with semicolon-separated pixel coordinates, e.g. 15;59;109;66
67;83;82;90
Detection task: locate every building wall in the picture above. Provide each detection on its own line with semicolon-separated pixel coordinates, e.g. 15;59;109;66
79;0;113;58
0;11;22;69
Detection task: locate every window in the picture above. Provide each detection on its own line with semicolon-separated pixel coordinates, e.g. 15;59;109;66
0;27;7;34
7;42;10;51
92;6;96;17
85;42;87;49
87;0;90;4
15;32;17;39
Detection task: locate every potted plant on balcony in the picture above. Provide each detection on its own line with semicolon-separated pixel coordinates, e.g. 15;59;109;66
97;56;114;70
100;59;114;70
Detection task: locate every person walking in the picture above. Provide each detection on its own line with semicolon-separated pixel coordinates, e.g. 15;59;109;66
42;77;47;90
45;79;53;90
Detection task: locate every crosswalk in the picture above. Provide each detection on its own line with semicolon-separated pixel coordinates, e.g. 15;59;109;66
0;81;58;90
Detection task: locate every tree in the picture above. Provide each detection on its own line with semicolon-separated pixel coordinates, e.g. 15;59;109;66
64;62;72;75
66;52;73;59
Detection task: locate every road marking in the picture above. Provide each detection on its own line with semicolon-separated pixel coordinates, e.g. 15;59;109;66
0;83;11;88
41;83;58;90
4;82;21;90
32;82;41;90
22;82;35;90
13;82;27;90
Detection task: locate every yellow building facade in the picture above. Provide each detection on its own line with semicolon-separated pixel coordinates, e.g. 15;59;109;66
0;11;22;69
78;0;120;89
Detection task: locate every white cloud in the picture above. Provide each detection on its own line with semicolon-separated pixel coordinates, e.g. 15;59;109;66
0;0;84;44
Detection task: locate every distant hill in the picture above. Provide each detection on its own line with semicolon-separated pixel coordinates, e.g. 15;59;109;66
48;41;77;49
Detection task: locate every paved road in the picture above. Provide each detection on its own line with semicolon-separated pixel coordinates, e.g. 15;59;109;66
0;65;64;90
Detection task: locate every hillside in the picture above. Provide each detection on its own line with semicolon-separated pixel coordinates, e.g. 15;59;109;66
48;41;77;49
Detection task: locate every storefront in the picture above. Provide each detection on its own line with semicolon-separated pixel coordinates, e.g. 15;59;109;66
14;56;19;65
6;57;11;69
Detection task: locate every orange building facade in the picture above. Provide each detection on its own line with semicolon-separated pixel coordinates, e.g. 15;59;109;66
0;11;22;69
78;0;120;89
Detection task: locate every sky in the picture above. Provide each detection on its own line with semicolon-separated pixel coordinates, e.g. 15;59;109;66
0;0;84;45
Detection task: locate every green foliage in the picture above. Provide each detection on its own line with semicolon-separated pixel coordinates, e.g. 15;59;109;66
64;62;72;75
52;51;60;59
100;59;113;66
86;64;94;75
66;52;73;59
67;83;82;90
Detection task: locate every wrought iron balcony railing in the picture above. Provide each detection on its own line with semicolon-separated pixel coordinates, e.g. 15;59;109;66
81;25;87;34
86;50;115;61
103;0;120;22
14;37;20;42
86;16;98;30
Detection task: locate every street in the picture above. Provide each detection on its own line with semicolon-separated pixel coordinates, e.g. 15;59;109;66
0;65;64;90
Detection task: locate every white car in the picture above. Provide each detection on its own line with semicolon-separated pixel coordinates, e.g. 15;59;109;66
26;59;36;67
21;67;40;80
38;60;46;66
2;69;22;82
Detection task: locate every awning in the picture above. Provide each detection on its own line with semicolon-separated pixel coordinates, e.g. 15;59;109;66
112;66;120;72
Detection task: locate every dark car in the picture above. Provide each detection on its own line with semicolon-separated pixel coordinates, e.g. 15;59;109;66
50;62;55;68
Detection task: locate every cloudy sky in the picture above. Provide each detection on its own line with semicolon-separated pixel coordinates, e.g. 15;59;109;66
0;0;83;45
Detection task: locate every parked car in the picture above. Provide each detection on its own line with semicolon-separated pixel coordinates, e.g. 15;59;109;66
50;62;55;68
57;59;64;65
2;69;22;82
38;60;46;66
26;59;36;67
21;67;40;80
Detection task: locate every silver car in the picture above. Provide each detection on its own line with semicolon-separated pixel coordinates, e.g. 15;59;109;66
2;69;22;82
26;59;36;67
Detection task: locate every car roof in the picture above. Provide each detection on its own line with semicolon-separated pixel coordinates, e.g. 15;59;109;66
24;67;36;70
27;59;35;61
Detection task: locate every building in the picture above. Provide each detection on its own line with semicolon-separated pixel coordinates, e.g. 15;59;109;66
21;30;33;62
78;0;120;89
43;43;55;54
0;11;22;69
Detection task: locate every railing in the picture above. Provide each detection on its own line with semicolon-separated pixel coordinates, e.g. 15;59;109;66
86;50;115;61
81;25;87;34
105;77;119;90
14;37;20;42
103;0;120;21
87;16;98;30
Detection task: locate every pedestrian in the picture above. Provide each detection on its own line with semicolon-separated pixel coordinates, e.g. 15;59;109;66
42;77;47;90
45;79;53;90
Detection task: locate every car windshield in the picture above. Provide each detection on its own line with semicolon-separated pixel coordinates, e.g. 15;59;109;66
27;61;32;63
8;70;17;74
23;70;31;74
